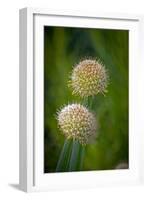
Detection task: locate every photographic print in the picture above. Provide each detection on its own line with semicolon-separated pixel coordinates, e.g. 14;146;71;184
19;9;143;191
44;26;129;173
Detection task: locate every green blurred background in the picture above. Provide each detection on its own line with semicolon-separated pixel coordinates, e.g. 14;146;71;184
44;26;129;173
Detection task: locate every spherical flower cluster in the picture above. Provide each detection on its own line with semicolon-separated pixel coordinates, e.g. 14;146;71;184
69;59;108;98
57;103;97;145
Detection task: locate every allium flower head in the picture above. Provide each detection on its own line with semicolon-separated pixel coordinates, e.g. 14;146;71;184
69;59;108;98
57;103;97;145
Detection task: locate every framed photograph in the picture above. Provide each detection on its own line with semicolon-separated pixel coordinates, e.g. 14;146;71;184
19;8;144;192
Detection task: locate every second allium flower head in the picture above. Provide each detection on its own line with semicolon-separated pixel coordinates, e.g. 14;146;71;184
69;59;108;98
57;104;97;145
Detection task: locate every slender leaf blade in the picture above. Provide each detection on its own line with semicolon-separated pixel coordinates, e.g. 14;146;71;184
56;139;72;172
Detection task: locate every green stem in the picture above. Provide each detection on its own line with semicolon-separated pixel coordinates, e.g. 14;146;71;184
68;140;85;171
82;97;88;107
56;139;72;172
77;145;85;170
88;96;94;110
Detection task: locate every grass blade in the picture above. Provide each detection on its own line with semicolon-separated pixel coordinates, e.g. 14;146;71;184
68;140;85;171
56;139;72;172
77;145;85;170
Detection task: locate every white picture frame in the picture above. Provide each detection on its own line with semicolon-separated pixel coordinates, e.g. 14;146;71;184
19;7;144;192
